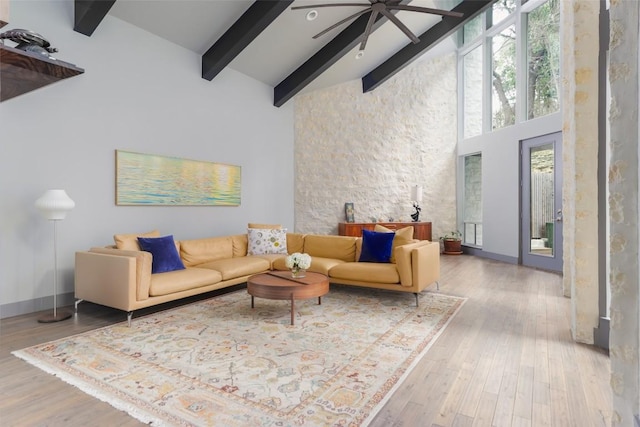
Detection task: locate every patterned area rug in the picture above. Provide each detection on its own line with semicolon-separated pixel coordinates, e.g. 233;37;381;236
14;286;465;426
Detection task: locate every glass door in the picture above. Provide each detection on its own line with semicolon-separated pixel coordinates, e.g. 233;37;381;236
521;132;563;272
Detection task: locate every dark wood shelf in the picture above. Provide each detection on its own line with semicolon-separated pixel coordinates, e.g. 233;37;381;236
1;44;84;102
339;221;432;241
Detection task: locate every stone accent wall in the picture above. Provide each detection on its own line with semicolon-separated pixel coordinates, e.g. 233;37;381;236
294;54;457;239
561;0;600;343
609;1;640;424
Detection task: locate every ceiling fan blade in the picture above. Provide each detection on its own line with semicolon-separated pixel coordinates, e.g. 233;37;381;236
291;3;371;10
359;9;379;51
386;4;464;18
312;8;372;39
380;9;420;43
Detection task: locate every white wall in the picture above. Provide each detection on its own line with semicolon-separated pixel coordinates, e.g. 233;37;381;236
0;0;294;317
458;113;561;258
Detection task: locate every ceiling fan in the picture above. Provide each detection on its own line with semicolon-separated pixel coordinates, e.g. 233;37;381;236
291;0;464;56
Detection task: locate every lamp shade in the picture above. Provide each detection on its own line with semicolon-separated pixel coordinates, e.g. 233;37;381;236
35;189;75;220
412;185;423;203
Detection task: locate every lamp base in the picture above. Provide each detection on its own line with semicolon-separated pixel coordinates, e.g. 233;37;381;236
38;311;72;323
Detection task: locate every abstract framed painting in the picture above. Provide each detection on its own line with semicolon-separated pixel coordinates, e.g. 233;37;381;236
115;150;241;206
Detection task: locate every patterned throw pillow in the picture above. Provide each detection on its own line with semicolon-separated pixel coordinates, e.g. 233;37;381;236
247;228;288;255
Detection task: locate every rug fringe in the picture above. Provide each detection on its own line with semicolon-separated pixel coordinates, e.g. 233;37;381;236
12;349;168;426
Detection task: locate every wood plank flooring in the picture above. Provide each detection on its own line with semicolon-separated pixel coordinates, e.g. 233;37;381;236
0;256;611;426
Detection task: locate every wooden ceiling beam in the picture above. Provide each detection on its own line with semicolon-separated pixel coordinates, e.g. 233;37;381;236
74;0;116;36
361;0;496;93
202;0;293;81
273;0;411;108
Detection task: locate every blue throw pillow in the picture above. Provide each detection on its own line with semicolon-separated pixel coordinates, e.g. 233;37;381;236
137;235;186;274
359;229;395;263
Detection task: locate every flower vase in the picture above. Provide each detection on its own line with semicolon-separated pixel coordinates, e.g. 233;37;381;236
291;268;306;279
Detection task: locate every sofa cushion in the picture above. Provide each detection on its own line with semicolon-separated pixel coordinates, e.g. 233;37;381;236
137;235;186;274
359;230;394;263
272;256;344;276
197;256;270;280
231;234;248;257
374;225;415;263
303;235;357;262
247;228;288;255
180;236;233;267
287;233;306;254
329;262;400;284
114;230;160;251
149;267;223;297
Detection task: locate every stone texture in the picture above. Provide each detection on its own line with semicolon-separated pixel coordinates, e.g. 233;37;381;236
561;0;600;343
294;54;457;239
608;1;640;425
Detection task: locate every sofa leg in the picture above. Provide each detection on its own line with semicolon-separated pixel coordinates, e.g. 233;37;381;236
74;299;84;313
414;293;419;307
127;311;133;327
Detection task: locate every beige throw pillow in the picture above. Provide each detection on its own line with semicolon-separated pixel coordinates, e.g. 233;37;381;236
374;225;414;263
114;230;160;251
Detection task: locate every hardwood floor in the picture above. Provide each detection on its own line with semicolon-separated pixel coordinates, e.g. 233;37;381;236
0;256;611;426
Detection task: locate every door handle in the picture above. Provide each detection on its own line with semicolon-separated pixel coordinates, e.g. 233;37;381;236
556;209;563;222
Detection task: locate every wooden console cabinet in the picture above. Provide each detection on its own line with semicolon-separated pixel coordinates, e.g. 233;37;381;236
339;222;432;241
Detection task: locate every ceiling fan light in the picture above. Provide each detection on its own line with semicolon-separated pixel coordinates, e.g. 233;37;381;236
306;10;318;21
355;50;364;59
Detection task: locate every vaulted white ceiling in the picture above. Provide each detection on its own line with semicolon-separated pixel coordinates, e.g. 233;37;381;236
91;0;485;104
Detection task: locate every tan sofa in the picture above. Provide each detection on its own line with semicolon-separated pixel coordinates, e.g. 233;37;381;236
75;232;440;325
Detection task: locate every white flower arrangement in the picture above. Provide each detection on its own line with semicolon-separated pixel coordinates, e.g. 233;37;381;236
285;252;312;271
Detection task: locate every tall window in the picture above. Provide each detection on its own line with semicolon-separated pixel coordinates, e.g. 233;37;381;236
458;0;560;138
463;154;482;246
463;14;483;43
492;25;517;130
463;46;483;139
491;0;516;26
526;0;560;119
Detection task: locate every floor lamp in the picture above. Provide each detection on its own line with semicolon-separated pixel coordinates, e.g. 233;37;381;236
35;189;75;323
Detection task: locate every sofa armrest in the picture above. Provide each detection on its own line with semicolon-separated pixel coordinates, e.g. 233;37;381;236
75;248;152;311
395;241;440;289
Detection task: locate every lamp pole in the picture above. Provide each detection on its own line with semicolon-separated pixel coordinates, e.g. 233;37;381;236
35;189;74;323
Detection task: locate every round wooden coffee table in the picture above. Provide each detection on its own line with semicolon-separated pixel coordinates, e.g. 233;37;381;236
247;271;329;325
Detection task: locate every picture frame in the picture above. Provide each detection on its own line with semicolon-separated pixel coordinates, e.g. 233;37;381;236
344;202;355;223
115;150;241;206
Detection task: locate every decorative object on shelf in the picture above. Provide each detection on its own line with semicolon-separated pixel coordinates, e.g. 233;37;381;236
411;185;423;222
285;252;312;278
440;230;463;255
34;189;75;323
344;202;355;223
291;0;463;58
0;28;58;58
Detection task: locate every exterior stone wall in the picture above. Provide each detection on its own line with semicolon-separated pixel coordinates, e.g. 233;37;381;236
294;54;457;239
608;1;640;424
561;0;600;343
